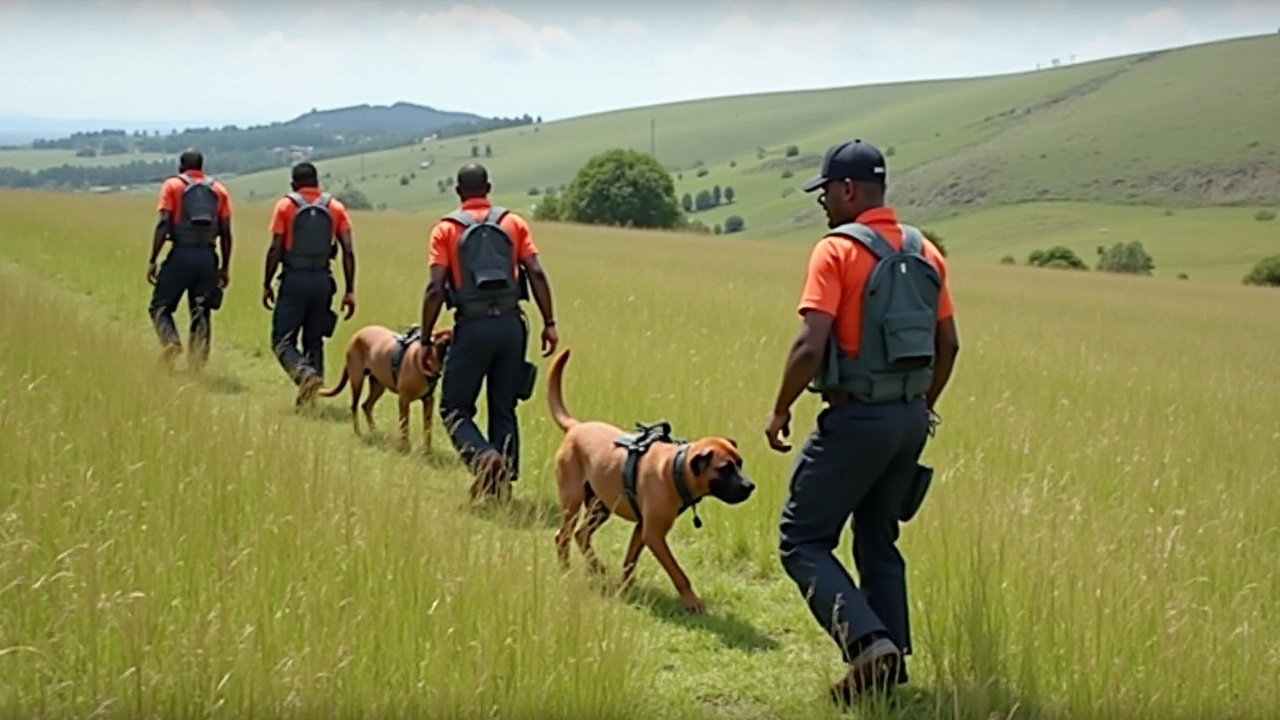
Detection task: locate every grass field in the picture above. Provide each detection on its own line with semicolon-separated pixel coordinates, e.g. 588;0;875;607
211;34;1280;242
0;148;171;171
927;201;1280;284
1;188;1278;718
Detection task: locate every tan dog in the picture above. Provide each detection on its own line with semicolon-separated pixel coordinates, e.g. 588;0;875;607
319;325;453;453
546;348;755;614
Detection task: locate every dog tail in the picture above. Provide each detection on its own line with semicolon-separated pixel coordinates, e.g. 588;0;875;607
318;368;349;398
547;347;578;432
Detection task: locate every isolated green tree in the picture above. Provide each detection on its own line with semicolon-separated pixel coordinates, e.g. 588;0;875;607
1242;255;1280;286
681;193;693;212
533;192;562;222
712;185;722;206
335;187;373;211
723;215;745;234
558;148;683;229
724;186;735;203
485;144;492;157
695;189;714;211
1096;241;1155;275
1028;246;1087;270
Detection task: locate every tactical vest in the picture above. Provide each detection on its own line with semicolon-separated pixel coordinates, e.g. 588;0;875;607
445;206;521;319
172;173;220;246
809;222;942;403
283;191;336;271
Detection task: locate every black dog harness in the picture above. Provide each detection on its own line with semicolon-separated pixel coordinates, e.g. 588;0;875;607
612;420;703;530
387;325;442;398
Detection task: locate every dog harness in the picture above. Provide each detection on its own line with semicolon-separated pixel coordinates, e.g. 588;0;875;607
388;325;442;399
612;420;703;530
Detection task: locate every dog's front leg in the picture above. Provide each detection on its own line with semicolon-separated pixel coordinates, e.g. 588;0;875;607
397;395;412;453
642;518;703;614
422;392;434;454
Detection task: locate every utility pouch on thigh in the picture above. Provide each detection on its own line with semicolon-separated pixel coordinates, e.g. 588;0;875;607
900;463;934;522
516;360;538;402
320;308;339;338
205;286;224;311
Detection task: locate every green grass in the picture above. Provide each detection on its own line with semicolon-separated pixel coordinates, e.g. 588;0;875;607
215;34;1280;244
0;148;170;171
2;189;1279;718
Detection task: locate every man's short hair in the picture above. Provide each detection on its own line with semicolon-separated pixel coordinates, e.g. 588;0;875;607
292;161;319;187
178;148;203;171
456;163;490;194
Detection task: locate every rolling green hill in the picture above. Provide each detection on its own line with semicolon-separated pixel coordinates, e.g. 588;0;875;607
221;34;1280;246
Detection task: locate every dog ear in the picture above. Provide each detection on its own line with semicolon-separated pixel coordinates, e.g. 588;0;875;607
726;437;738;448
690;449;714;477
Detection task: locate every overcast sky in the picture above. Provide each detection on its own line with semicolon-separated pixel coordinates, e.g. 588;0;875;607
2;0;1278;127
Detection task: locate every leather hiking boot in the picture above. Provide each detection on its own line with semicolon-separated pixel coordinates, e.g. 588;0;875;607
829;637;902;706
295;371;322;407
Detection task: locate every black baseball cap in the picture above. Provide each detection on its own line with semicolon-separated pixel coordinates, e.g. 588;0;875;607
801;139;886;192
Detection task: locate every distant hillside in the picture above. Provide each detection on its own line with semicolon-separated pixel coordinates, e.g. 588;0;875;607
222;33;1280;242
283;102;487;135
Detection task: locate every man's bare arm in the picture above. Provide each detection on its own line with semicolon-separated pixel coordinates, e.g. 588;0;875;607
421;265;449;337
926;316;959;411
522;255;555;326
772;310;834;415
149;211;171;264
218;217;233;272
264;233;284;289
337;229;356;295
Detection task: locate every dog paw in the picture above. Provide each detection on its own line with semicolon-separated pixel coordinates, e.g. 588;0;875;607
681;593;704;614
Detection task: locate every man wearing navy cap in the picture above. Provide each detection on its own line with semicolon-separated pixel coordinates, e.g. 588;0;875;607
765;139;961;704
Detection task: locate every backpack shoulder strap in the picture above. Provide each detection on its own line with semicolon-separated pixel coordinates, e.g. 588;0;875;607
827;222;896;260
485;206;509;224
900;224;925;255
316;192;332;208
286;191;308;208
444;209;477;228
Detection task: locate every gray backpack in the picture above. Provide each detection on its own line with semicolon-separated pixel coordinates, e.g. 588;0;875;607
173;173;219;245
446;207;521;318
810;222;942;403
283;192;335;270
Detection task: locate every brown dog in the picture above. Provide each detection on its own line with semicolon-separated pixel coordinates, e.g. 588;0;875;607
546;347;755;614
319;325;452;453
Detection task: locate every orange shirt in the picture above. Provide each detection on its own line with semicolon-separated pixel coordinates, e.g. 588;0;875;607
428;197;539;288
269;186;353;251
798;206;954;358
156;170;232;222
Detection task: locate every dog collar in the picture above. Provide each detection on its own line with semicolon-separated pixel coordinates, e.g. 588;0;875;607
671;445;703;530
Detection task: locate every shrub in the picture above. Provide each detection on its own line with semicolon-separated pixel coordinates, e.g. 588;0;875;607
723;215;745;234
1028;246;1087;270
781;170;794;179
785;145;800;157
1254;209;1276;222
1000;255;1016;265
1096;240;1155;275
1242;255;1280;286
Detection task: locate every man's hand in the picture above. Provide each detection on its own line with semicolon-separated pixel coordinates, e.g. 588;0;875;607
146;261;158;286
262;284;275;310
540;323;558;357
341;292;356;320
218;268;230;289
765;408;792;453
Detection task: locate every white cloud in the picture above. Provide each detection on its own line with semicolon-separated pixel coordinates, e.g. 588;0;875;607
129;0;232;32
1227;0;1280;23
912;1;984;29
389;4;579;65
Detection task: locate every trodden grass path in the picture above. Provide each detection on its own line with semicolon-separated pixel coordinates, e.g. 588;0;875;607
2;189;1280;718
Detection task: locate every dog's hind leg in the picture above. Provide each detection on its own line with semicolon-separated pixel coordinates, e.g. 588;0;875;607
554;455;586;569
349;369;366;436
574;494;611;576
362;378;385;432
